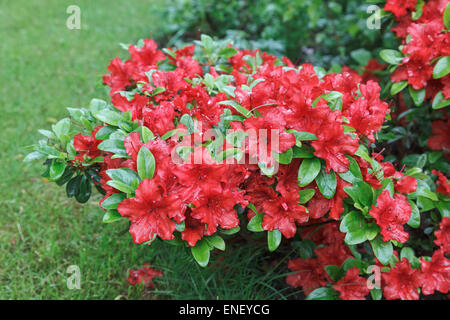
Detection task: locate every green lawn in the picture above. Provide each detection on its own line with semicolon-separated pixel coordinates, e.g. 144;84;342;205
0;0;299;299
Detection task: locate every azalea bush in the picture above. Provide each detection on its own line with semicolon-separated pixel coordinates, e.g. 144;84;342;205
25;1;449;301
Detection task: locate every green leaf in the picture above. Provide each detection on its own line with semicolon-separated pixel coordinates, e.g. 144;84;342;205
97;139;127;155
444;2;450;29
66;175;81;198
408;86;426;106
315;168;337;199
338;156;363;184
191;239;210;267
365;223;380;241
180;114;195;134
324;265;345;282
407;200;420;228
400;247;415;263
151;87;166;96
247;214;264;232
292;145;314;158
432;91;450;110
435;201;450;218
306;287;339;300
24;151;46;162
106;168;140;194
433;56;450;79
49;160;66;181
161;128;182;140
220;226;240;235
136;146;155;180
93;109;123;126
351;49;371;66
103;210;123;223
344;181;374;208
293;239;316;259
370;235;393;265
340;211;365;233
274;148;293;165
345;228;367;245
298;188;315;204
138;126;154;143
101;193;126;210
55;166;75;186
89;98;107;113
414;179;438;201
218;100;252;118
267;230;282;252
290;131;318;141
205;235;225;251
298;158;321;187
52;118;71;139
371;288;382;300
379;49;403;65
390;81;408;96
219;46;238;58
75;174;91;203
95;126;116;140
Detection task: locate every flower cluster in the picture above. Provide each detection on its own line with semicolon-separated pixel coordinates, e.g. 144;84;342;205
27;35;449;300
383;0;450;104
94;37;394;246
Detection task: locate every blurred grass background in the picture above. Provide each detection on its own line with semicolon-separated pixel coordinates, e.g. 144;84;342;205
0;0;299;299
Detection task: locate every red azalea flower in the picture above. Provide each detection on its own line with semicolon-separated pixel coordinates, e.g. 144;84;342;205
181;209;205;247
381;258;421;300
301;221;345;245
286;258;327;295
111;92;150;120
391;56;434;90
432;170;450;196
314;242;352;268
103;57;134;94
384;0;417;18
73;125;103;162
262;192;309;238
416;249;450;295
309;107;359;173
395;176;417;194
127;264;163;288
427;119;450;152
369;189;411;243
191;184;246;236
333;267;370;300
128;38;165;69
143;100;176;136
435;217;450;254
117;178;185;243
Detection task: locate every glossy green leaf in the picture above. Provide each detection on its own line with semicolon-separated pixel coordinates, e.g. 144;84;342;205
298;188;316;204
206;235;225;251
136;146;156;180
247;214;264;232
306;287;339;300
298;158;321;187
267;229;282;252
103;210;123;223
315;168;337;199
191;239;210;267
433;56;450;79
370;235;393;265
101;193;126;210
